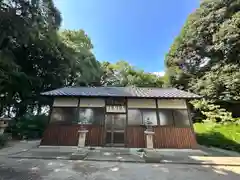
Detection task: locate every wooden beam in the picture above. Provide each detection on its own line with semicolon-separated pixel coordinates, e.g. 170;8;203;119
186;100;197;140
47;97;54;124
75;98;81;124
155;99;160;126
103;98;107;146
125;97;128;147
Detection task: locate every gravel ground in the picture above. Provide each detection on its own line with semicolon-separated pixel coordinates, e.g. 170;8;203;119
0;157;239;180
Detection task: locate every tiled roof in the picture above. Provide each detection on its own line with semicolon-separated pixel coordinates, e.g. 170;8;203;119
41;86;201;99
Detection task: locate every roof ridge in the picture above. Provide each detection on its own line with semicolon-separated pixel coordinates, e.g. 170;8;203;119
63;86;175;89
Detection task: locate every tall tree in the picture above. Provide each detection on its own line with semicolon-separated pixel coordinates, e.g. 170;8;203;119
0;1;103;117
0;0;63;116
0;2;104;117
59;30;103;86
165;0;240;102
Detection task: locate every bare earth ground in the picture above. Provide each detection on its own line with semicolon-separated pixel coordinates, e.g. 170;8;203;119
0;157;240;180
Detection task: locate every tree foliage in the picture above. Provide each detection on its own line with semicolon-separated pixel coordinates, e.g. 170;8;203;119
0;1;161;118
0;0;63;116
59;30;103;86
165;0;240;100
101;60;163;87
165;0;240;121
191;99;240;124
0;0;102;117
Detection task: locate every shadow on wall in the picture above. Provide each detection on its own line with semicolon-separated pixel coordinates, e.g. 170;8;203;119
196;132;240;153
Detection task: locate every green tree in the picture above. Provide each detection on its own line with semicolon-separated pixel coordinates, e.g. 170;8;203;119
59;30;103;86
0;0;63;116
101;60;163;87
0;2;104;117
165;0;240;101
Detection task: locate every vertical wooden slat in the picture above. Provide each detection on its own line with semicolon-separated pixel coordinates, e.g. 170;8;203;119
153;127;197;149
126;126;145;148
41;125;197;148
41;125;105;146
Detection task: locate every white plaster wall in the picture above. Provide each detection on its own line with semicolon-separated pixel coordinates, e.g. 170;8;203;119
127;99;156;108
80;98;105;107
157;99;187;109
53;98;78;107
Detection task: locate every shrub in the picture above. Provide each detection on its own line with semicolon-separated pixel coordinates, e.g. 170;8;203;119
6;114;48;140
191;99;240;124
0;134;8;148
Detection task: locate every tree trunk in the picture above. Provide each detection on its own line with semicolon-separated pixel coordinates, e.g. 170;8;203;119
29;105;34;114
7;106;11;117
16;103;27;118
37;104;42;115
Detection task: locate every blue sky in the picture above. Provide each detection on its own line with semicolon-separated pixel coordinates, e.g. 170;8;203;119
55;0;199;73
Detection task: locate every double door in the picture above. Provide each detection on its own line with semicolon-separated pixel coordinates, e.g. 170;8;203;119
105;114;126;146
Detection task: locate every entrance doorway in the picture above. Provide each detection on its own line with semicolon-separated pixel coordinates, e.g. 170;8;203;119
105;114;126;146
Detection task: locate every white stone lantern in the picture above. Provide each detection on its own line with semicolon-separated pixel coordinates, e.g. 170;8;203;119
77;122;88;148
144;118;155;149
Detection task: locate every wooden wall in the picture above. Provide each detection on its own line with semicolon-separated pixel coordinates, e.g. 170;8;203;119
41;125;197;148
126;126;145;148
85;126;105;146
153;127;197;149
40;124;105;146
125;126;197;148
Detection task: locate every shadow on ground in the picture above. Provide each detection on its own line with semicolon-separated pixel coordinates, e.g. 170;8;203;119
196;132;240;153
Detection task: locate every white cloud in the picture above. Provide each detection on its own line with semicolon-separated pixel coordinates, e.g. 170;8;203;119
152;71;165;77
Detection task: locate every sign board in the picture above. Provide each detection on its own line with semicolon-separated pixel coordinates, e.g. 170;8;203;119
106;105;126;113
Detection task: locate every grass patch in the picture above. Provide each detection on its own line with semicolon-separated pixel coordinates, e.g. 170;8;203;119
194;123;240;152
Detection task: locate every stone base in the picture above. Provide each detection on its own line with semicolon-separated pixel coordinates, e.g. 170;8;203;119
144;131;155;149
70;150;89;160
143;151;162;163
78;130;88;148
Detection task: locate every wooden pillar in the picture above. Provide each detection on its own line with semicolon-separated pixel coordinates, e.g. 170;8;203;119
155;99;160;126
103;98;107;146
75;98;81;124
125;97;128;147
47;97;54;124
186;100;198;148
186;100;196;136
100;98;106;146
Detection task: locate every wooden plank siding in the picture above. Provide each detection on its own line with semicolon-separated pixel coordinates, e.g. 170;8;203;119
85;126;105;146
40;124;105;146
126;126;145;148
153;127;197;149
41;125;197;148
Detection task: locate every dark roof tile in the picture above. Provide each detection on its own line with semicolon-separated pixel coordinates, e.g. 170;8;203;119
41;86;201;99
